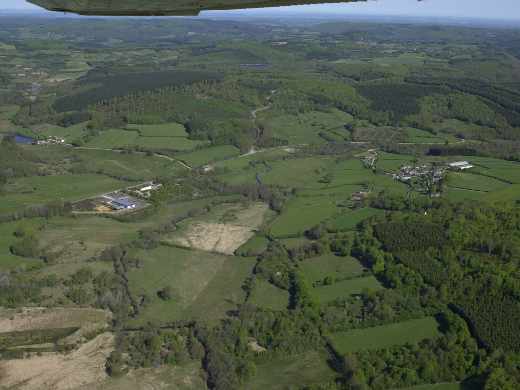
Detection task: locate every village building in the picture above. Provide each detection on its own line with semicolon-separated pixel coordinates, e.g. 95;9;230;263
448;161;474;171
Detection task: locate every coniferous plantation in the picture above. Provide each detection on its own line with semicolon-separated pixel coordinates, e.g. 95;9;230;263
0;11;519;390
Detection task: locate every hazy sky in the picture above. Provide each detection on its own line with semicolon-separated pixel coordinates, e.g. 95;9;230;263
1;0;520;21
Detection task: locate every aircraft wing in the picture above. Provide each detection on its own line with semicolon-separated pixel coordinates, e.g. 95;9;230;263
28;0;365;16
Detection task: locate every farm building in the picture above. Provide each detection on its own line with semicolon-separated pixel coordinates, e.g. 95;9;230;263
104;196;138;210
449;161;474;171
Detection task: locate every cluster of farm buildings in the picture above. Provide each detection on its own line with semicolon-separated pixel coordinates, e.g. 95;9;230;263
393;161;474;183
74;181;162;213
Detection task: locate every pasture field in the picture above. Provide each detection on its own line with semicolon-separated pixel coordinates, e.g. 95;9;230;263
445;171;511;202
269;195;339;237
85;128;205;151
36;122;87;143
484;184;520;203
214;147;289;171
126;123;189;137
447;172;510;192
0;219;45;271
86;129;139;148
177;145;240;167
74;149;182;180
329;317;441;354
253;156;331;189
470;156;520;184
377;152;417;172
0;174;125;215
311;276;383;303
246;350;338;390
404;127;453;144
128;246;255;324
329;208;384;231
262;109;353;145
248;279;289;311
218;155;330;189
38;215;143;264
300;254;365;285
235;235;270;257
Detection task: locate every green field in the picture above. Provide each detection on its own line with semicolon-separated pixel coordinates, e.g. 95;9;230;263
311;276;383;303
246;350;338;390
128;245;255;324
445;171;510;201
177;145;240;167
300;254;365;284
0;174;125;214
236;235;270;257
248;279;289;310
127;123;189;137
269;195;339;237
0;219;45;271
329;208;384;231
74;148;183;180
263;109;353;144
329;317;441;354
86;128;204;151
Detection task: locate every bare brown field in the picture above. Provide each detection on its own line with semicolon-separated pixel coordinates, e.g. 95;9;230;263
79;363;208;390
0;332;114;390
168;202;270;255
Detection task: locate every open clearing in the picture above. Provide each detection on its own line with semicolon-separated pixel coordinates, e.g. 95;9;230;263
300;254;366;284
248;279;289;310
329;317;441;354
246;350;337;390
84;362;208;390
128;246;255;324
311;276;383;303
0;332;114;390
0;174;125;215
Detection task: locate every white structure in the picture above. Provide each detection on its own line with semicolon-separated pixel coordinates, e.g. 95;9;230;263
449;161;474;171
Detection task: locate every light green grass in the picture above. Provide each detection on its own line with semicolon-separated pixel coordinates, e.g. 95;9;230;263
236;235;270;257
0;219;45;271
263;109;353;145
128;246;254;324
177;145;240;167
270;195;339;237
127;123;189;137
248;279;289;311
404;127;452;144
220;156;331;189
0;174;125;214
445;172;511;202
470;156;520;184
86;129;139;148
300;255;365;284
329;317;441;354
74;149;181;180
246;350;338;390
329;208;384;231
37;122;87;143
86;127;205;151
311;276;382;303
